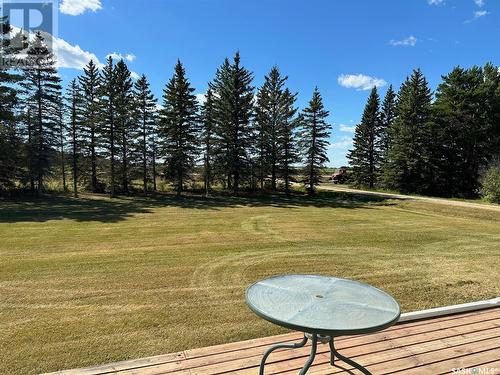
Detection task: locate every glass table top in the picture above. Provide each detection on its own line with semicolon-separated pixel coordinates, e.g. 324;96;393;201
246;274;400;336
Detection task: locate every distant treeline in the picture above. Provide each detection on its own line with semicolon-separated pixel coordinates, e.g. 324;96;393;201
348;66;500;198
1;27;330;196
1;22;499;200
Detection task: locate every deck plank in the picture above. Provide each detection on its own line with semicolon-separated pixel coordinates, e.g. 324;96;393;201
43;308;500;375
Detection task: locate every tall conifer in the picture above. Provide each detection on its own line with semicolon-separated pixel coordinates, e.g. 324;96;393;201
433;66;492;197
277;88;299;194
66;79;83;197
211;52;254;193
254;66;296;190
21;32;62;195
79;60;101;192
56;99;67;191
133;74;157;193
114;60;134;193
383;69;434;194
378;85;396;165
201;87;216;196
0;15;22;190
347;87;380;188
99;57;117;196
159;60;199;196
299;87;331;194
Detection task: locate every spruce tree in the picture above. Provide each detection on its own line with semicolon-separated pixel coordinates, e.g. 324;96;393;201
254;66;295;190
378;85;396;165
433;66;491;197
78;59;101;192
347;87;380;188
56;98;67;191
133;74;157;193
99;57;117;196
23;103;36;192
0;15;22;190
480;63;500;169
277;88;299;194
159;60;199;196
151;126;158;192
383;69;434;194
66;79;83;197
209;59;231;189
21;32;62;195
201;87;216;196
254;78;270;190
114;60;134;193
299;87;331;194
211;52;254;193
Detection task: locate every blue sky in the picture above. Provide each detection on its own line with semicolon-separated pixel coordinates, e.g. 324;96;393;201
11;0;500;166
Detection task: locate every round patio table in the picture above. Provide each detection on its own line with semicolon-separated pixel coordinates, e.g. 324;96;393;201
246;275;400;375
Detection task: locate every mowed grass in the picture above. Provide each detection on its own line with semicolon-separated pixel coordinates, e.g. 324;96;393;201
0;191;499;374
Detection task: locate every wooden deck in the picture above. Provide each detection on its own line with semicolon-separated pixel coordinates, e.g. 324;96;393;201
48;307;500;375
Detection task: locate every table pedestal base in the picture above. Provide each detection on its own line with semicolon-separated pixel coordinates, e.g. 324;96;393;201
259;334;372;375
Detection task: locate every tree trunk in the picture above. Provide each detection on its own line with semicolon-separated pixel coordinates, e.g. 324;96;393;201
308;120;316;195
27;110;35;193
233;171;239;195
177;169;182;197
122;128;128;193
143;117;147;194
71;93;78;198
259;142;265;191
60;120;67;192
72;122;78;198
152;135;157;192
110;115;115;197
36;71;43;196
284;141;290;195
204;155;211;197
271;163;276;190
90;129;97;192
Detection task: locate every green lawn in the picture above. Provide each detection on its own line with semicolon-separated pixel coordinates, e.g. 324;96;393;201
0;191;499;374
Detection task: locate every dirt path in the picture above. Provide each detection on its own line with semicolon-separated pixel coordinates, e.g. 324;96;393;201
319;184;500;212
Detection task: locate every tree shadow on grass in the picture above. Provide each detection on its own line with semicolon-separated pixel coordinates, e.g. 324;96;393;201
0;190;399;223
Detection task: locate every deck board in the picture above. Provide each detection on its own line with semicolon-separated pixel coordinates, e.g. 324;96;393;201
45;308;500;375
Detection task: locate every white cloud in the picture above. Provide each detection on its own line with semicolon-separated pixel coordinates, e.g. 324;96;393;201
428;0;444;5
10;26;102;69
195;93;207;105
106;52;136;62
54;37;102;69
60;0;102;16
330;136;353;150
464;9;490;22
390;36;418;47
339;124;356;133
338;74;387;91
474;0;485;7
474;10;489;17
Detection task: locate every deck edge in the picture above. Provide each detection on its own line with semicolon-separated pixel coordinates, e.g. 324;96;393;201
398;297;500;323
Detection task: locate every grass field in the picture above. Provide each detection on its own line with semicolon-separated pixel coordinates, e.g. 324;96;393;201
1;191;499;374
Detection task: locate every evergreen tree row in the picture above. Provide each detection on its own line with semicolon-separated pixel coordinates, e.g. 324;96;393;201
0;27;332;196
348;66;500;198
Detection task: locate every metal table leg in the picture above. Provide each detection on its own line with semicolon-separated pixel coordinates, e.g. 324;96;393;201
298;333;317;375
329;337;372;375
259;334;319;375
260;334;371;375
259;334;308;375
